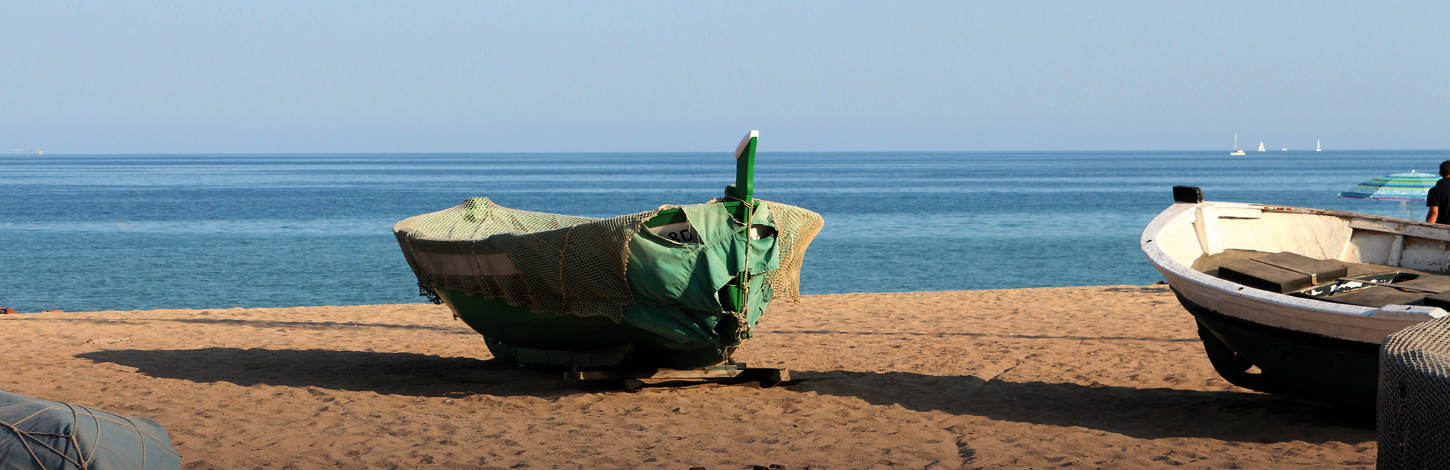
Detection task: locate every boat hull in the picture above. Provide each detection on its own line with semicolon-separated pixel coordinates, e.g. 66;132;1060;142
1174;289;1380;408
394;132;824;371
1141;194;1450;408
396;198;821;371
436;275;769;370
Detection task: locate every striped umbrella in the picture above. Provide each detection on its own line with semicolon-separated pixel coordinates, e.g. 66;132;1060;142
1338;171;1440;201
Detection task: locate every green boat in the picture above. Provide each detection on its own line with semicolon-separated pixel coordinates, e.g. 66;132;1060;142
393;131;823;370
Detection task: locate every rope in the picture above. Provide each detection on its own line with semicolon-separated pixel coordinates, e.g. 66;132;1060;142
118;414;147;470
2;407;87;469
0;420;49;469
556;225;574;315
740;200;754;339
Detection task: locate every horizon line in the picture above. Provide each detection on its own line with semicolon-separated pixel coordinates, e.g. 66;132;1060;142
6;148;1450;156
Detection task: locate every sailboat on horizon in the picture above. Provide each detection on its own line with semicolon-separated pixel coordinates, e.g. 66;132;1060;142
1316;139;1323;152
1257;141;1266;152
1229;133;1246;156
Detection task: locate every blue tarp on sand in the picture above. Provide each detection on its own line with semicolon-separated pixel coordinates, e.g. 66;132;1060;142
0;390;180;469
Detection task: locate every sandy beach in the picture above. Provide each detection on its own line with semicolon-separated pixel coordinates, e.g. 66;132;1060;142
0;286;1375;469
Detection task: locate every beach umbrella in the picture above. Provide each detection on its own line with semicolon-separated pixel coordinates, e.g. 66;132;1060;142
1338;170;1440;201
1338;170;1440;218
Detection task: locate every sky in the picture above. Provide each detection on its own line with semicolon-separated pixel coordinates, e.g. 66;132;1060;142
1;1;1446;153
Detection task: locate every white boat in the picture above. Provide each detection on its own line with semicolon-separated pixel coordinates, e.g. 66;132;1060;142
1142;186;1449;408
1229;133;1246;156
1280;143;1287;152
1316;139;1323;152
1256;141;1266;152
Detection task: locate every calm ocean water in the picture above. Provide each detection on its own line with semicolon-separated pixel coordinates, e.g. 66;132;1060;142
2;149;1447;312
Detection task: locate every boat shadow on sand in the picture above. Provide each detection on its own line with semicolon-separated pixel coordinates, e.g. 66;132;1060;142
784;370;1374;443
77;348;569;398
79;349;1373;443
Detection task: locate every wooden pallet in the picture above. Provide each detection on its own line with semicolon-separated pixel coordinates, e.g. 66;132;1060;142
564;363;788;392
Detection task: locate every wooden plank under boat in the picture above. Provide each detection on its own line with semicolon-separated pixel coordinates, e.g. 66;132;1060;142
1141;186;1450;408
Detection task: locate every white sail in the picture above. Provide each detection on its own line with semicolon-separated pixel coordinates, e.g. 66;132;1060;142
1230;133;1245;156
1316;139;1322;152
1257;141;1266;152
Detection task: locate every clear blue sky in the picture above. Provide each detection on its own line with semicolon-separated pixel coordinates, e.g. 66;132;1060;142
2;1;1446;153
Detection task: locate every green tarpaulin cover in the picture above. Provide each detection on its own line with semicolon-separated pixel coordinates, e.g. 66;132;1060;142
394;197;823;368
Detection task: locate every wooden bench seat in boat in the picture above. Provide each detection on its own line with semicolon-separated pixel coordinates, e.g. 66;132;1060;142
1216;252;1349;294
1195;249;1450;309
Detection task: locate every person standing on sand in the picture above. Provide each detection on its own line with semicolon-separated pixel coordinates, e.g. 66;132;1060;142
1426;160;1450;224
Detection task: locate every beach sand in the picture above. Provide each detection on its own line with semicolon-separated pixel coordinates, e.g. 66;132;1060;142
0;286;1375;469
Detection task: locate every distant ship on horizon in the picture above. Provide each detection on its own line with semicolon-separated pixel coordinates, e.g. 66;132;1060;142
1229;133;1246;156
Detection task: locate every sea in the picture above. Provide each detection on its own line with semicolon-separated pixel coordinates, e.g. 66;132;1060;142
2;149;1447;313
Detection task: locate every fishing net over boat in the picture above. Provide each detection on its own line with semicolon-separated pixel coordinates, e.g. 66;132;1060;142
0;390;181;469
1378;316;1450;468
393;197;824;322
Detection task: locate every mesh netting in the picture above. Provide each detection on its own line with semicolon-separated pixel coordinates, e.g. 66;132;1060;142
1377;316;1450;468
394;197;823;321
761;201;825;303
